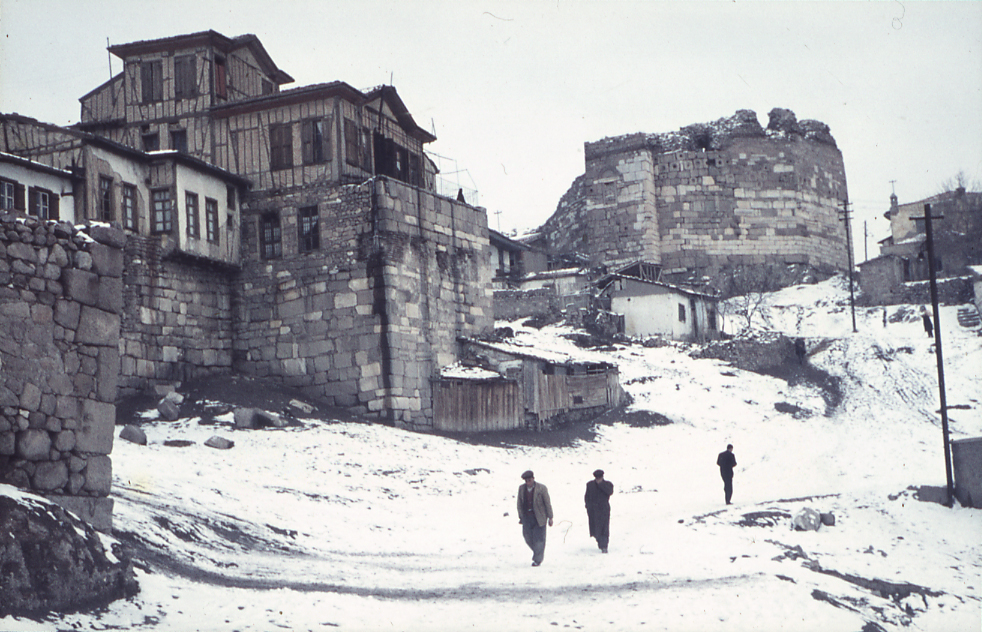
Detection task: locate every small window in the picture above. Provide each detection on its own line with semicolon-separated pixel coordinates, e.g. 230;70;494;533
260;213;282;259
261;79;273;95
98;176;113;222
0;179;16;210
171;130;188;153
141;60;163;103
205;198;218;243
678;303;687;323
344;119;369;168
122;184;138;231
142;133;160;152
214;56;227;99
174;55;197;99
302;118;331;165
226;185;236;210
186;192;199;239
151;188;173;233
28;187;58;220
298;205;319;252
708;306;717;331
269;124;293;171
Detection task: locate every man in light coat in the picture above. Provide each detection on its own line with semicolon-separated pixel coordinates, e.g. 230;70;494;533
517;470;553;566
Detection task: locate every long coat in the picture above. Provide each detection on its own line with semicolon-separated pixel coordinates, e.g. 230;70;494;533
517;482;554;528
584;479;614;538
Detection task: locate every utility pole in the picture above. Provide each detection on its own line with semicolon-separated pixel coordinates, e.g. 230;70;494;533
839;199;857;333
863;221;868;263
913;203;954;506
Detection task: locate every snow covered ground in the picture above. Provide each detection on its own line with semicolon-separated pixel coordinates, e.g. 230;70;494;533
3;276;980;631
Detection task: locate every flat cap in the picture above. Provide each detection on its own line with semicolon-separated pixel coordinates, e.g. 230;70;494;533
593;469;604;478
521;470;534;480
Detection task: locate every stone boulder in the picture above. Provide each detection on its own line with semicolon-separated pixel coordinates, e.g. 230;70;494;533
233;407;288;429
119;424;147;445
157;391;185;421
0;486;138;616
204;436;234;450
791;507;822;531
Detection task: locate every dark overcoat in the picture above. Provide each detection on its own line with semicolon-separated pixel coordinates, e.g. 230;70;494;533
584;479;614;538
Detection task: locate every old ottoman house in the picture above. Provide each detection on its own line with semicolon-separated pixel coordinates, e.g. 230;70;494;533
539;108;851;284
3;30;493;433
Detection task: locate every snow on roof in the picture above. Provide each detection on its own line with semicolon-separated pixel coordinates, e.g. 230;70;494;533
437;364;502;380
522;267;587;281
464;337;586;365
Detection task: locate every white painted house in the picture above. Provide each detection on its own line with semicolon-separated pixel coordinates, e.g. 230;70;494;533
0;151;80;223
597;262;721;342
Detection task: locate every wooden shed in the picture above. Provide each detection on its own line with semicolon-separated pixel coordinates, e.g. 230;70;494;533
432;339;622;433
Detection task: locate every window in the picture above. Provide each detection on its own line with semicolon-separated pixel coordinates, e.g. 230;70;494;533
98;176;113;222
0;179;17;210
270;124;293;170
302;118;331;164
122;184;137;230
298;206;319;252
186;192;199;239
260;213;282;259
708;306;717;331
171;130;188;153
344;119;358;166
678;303;687;322
214;56;227;99
151;188;173;233
28;187;57;220
174;55;197;99
141;60;163;103
142;133;160;152
226;185;236;210
205;198;218;243
261;79;273;95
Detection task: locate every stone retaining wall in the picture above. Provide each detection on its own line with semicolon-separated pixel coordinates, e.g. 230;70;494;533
0;214;122;531
118;235;235;396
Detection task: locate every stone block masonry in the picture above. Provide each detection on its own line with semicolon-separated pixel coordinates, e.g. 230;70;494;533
118;235;235;396
234;176;493;429
0;214;123;531
541;109;850;278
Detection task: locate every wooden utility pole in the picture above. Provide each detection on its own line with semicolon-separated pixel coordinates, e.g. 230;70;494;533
840;199;857;333
914;203;954;506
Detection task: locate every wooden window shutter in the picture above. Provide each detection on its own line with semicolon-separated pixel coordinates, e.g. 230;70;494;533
14;183;26;210
141;63;153;103
28;187;37;216
50;194;60;220
301;120;313;164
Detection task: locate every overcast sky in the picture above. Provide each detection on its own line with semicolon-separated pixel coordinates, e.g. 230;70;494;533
2;1;980;260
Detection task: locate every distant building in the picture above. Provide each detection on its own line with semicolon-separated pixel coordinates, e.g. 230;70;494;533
596;261;721;342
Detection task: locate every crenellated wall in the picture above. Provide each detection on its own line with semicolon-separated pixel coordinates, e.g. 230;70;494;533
540;109;850;277
0;216;123;531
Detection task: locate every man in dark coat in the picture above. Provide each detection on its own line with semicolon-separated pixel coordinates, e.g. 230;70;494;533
717;444;737;505
584;469;613;553
517;470;553;566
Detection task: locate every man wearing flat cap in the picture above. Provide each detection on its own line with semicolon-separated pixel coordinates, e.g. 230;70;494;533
584;469;614;553
517;470;553;566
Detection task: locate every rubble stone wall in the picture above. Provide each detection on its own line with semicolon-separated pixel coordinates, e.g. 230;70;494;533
118;235;236;396
0;215;122;531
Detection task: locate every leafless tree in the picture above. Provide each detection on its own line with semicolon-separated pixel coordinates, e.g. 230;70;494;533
710;265;786;334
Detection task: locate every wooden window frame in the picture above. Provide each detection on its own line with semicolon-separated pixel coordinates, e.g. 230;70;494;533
226;185;236;210
186;192;200;239
269;124;293;171
298;205;320;253
678;303;687;323
28;186;58;220
98;175;113;222
214;56;227;100
174;55;197;99
141;60;163;103
301;118;331;165
260;213;282;260
171;129;188;153
142;133;160;152
151;188;173;234
122;183;138;231
205;197;219;243
0;178;16;210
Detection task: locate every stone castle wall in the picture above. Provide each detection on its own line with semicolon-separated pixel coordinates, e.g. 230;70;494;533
0;215;122;531
117;235;236;397
541;109;850;276
233;176;492;429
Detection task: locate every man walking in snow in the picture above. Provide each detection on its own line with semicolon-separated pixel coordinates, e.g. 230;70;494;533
517;470;553;566
584;469;613;553
717;444;737;505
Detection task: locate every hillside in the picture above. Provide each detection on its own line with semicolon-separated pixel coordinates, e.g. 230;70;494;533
2;276;980;632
